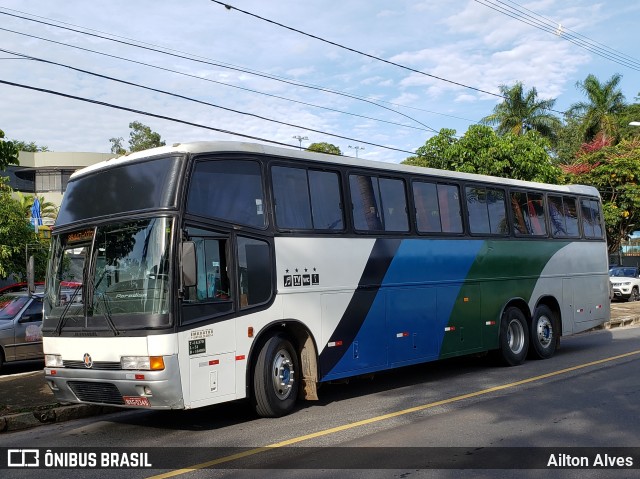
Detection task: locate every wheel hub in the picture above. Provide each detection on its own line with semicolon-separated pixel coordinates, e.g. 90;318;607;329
271;348;295;400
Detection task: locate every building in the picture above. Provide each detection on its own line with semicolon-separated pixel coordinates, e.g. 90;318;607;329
2;151;113;221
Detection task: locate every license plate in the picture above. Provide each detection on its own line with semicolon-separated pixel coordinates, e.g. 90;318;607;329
123;396;151;407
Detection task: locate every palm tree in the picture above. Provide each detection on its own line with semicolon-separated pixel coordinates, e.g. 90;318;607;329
481;82;561;142
568;73;626;143
15;192;59;222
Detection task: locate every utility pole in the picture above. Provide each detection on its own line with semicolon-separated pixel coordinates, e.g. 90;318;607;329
292;135;308;150
349;145;364;158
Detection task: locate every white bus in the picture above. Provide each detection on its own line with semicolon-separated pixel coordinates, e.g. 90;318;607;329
43;142;610;417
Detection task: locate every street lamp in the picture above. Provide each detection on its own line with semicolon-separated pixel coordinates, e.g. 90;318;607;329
349;145;365;158
292;135;308;150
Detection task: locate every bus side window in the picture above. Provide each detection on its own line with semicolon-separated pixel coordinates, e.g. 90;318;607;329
237;237;272;308
581;199;604;239
185;237;231;302
549;195;580;238
466;186;507;235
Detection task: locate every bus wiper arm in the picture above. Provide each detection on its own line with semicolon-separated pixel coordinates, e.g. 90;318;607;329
98;293;120;336
54;285;82;336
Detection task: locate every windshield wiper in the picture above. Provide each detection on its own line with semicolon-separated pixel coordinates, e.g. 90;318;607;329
54;285;82;336
96;292;120;336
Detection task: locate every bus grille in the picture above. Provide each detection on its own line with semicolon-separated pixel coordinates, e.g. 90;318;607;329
68;381;125;405
63;360;121;370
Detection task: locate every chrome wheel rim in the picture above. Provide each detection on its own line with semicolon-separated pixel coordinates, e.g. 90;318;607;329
271;348;295;400
536;315;553;348
507;318;526;355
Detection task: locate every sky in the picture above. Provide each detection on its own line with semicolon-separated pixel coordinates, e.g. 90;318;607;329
0;0;639;164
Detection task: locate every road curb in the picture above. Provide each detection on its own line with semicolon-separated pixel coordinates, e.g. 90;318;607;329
0;404;119;433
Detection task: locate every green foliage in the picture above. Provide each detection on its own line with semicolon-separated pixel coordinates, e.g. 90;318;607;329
555;114;586;164
128;121;165;153
108;122;166;155
617;103;640;141
0;177;48;280
481;82;561;143
566;139;640;253
109;137;126;155
0;129;20;171
404;125;561;184
568;73;626;142
307;142;342;155
11;140;49;152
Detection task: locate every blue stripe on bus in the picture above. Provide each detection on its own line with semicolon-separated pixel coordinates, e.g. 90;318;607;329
320;239;484;381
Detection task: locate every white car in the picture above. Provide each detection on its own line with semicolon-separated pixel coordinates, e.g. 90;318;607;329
609;266;640;302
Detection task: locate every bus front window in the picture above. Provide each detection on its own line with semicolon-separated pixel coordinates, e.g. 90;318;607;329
90;218;171;318
44;218;172;333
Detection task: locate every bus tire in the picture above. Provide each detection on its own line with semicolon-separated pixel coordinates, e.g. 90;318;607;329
498;307;529;366
530;305;558;359
253;334;299;418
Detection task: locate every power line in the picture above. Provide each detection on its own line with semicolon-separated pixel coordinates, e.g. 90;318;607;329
0;79;418;156
210;1;567;115
0;10;439;133
212;1;503;99
474;0;640;72
0;27;437;135
0;6;478;124
1;47;424;151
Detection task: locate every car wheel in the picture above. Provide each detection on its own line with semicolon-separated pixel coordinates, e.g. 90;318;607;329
629;287;639;302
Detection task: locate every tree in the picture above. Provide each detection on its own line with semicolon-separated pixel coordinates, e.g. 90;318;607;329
617;101;640;141
128;121;165;153
14;192;59;222
0;177;48;280
109;137;126;155
0;129;19;171
11;140;49;152
481;82;561;143
568;73;626;143
307;142;342;155
404;125;561;184
565;139;640;254
108;122;166;155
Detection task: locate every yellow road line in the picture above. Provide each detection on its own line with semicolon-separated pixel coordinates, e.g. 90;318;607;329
148;349;640;478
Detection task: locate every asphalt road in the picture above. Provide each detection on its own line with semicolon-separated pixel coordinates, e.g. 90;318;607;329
2;323;640;479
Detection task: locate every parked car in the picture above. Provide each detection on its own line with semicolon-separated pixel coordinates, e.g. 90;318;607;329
0;282;45;295
609;266;640;302
0;292;44;371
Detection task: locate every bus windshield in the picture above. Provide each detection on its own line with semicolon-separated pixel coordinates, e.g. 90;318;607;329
44;217;173;333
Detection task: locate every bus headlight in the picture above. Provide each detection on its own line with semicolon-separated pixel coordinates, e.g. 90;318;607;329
45;354;63;367
121;356;165;371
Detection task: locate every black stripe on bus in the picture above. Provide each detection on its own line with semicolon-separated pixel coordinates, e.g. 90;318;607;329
318;238;401;377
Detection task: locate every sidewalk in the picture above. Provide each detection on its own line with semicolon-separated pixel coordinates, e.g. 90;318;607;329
0;368;116;432
1;303;639;433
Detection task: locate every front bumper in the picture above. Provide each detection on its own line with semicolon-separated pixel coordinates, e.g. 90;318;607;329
44;355;184;410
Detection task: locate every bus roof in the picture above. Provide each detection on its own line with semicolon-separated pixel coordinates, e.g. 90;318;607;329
71;141;599;197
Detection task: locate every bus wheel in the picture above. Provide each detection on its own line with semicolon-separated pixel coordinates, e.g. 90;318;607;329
530;305;558;360
498;307;529;366
253;334;299;418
